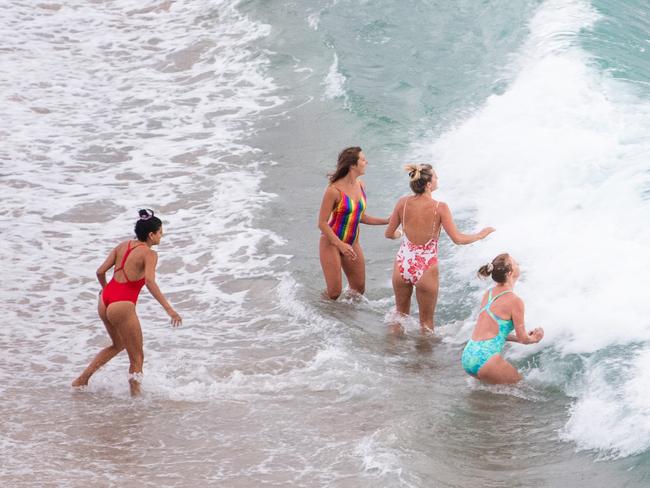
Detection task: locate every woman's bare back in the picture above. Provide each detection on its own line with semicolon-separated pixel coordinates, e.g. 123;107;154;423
401;196;441;245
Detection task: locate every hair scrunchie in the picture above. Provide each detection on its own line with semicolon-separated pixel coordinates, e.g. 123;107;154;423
404;164;422;181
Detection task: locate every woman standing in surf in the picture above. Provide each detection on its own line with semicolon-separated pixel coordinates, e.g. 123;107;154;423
385;164;494;332
72;209;182;396
318;147;389;299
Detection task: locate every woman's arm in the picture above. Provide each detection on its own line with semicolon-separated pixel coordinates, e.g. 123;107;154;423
317;186;357;260
361;214;389;225
438;202;495;245
359;182;388;225
384;198;404;239
144;250;182;327
506;298;543;344
96;247;117;289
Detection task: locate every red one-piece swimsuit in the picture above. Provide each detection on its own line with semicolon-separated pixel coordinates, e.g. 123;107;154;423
101;241;146;307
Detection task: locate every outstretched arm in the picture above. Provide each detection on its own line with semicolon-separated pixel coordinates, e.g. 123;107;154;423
96;247;117;289
317;186;357;260
144;250;182;327
506;298;543;344
360;183;388;225
438;202;495;245
361;214;389;225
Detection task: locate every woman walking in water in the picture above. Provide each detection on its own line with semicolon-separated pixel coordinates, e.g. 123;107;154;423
385;164;494;333
72;209;182;396
318;147;389;299
461;253;543;384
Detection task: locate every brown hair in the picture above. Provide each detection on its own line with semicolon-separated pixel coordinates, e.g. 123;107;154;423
477;253;512;284
328;146;362;183
404;163;434;194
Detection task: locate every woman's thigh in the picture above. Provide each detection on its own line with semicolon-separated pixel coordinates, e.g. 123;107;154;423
392;260;412;314
98;296;123;348
341;242;365;293
477;354;522;384
319;236;343;297
414;265;439;315
106;302;142;354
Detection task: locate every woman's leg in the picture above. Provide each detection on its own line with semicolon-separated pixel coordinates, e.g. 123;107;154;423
72;296;125;387
392;261;413;313
389;261;413;334
476;354;522;384
319;236;343;299
107;302;144;396
413;264;439;332
341;242;365;294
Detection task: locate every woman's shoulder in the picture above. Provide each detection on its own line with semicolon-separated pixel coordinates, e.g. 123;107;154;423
501;290;522;306
324;184;343;200
115;240;130;251
434;200;448;210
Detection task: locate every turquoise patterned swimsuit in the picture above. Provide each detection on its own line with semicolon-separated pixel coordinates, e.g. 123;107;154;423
461;289;514;376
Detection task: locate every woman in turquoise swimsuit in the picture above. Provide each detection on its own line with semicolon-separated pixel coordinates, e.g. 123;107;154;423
461;253;543;384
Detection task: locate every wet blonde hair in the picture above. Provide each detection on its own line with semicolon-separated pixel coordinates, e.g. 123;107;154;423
404;163;434;194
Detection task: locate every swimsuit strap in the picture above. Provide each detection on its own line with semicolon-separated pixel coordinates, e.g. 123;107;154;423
333;184;364;211
480;289;512;321
490;290;512;303
331;186;346;212
115;241;143;282
403;198;439;241
431;200;441;241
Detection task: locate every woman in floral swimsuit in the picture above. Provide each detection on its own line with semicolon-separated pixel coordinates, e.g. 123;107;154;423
385;164;495;333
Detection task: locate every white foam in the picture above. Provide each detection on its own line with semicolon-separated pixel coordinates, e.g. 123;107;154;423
561;347;650;458
416;0;650;456
355;432;405;481
323;53;349;104
0;0;298;414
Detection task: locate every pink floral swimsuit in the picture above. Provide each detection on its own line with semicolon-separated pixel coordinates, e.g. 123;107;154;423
395;200;441;285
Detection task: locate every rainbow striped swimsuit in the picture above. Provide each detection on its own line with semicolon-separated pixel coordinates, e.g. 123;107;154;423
328;186;367;245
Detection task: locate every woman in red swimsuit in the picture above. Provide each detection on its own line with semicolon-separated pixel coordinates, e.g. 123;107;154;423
72;209;182;396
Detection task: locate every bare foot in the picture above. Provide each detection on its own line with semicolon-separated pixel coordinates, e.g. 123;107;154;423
128;373;143;397
71;377;88;388
388;323;406;336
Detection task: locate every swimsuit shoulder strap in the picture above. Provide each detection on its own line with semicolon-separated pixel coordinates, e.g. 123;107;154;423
491;290;512;303
432;200;441;240
479;289;493;313
331;186;347;212
115;241;143;282
484;289;512;322
114;241;131;272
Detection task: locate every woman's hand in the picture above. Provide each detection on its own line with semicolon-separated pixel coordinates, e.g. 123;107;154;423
167;308;182;327
337;242;357;260
478;227;496;239
528;327;543;343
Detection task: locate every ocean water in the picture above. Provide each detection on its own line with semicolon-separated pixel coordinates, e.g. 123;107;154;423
2;0;650;486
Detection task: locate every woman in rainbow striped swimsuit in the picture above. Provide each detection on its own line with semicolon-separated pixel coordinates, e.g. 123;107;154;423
318;147;389;299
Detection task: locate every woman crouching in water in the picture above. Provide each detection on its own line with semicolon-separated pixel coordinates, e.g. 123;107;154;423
72;209;182;396
461;254;543;384
385;164;494;333
318;147;389;299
